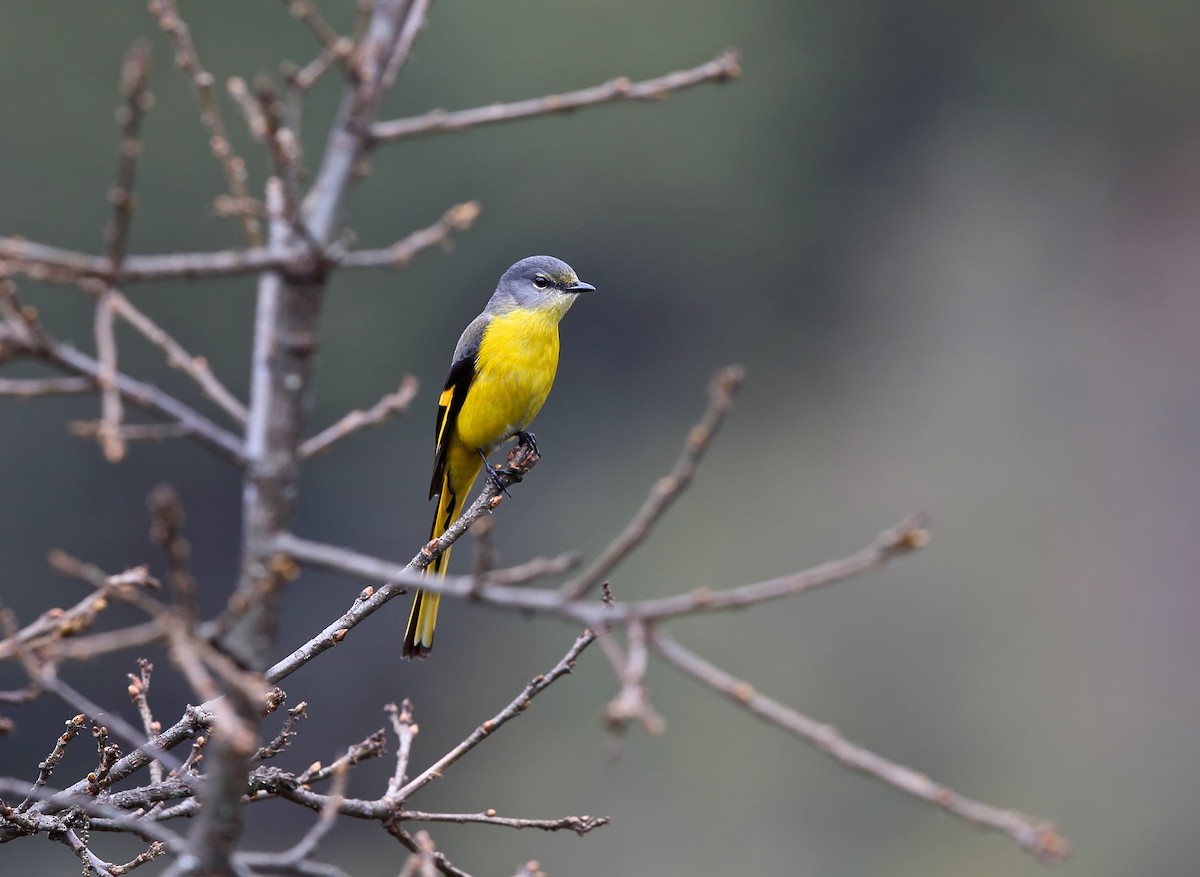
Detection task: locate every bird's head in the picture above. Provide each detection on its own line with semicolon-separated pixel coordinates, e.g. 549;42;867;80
491;255;595;317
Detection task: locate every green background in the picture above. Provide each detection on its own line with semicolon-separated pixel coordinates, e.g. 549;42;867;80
2;1;1199;875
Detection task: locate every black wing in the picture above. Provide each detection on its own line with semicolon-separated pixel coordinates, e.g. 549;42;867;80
428;321;484;500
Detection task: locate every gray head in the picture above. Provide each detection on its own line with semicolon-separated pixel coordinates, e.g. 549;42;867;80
487;255;595;317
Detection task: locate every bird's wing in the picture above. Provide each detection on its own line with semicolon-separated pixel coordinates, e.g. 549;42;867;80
429;315;486;500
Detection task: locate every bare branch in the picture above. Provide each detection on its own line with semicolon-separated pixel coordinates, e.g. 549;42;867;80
91;41;153;463
0;376;94;397
400;810;608;835
338;201;482;269
371;48;741;143
300;375;418;458
105;40;152;273
38;669;185;777
58;827;118;877
105;290;248;424
126;659;164;786
285;46;344;93
602;618;665;736
283;0;353;60
0;285;246;463
70;420;192;443
649;629;1071;863
226;76;269;142
263;438;542;686
275;511;929;635
380;0;432;90
0;226;475;286
0;237;294;285
16;713;87;810
261;760;348;870
255;701;308;763
385;701;417;800
31;621;164;664
627;512;930;622
562;364;743;600
147;0;263;245
393;629;596;801
94;290;126;462
147;484;199;623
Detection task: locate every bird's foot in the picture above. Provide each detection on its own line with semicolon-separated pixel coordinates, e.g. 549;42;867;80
515;431;539;456
479;449;514;497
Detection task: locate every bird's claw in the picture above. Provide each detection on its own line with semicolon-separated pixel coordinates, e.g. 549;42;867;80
516;431;539;456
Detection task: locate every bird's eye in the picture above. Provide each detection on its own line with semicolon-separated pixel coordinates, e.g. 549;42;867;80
533;275;550;289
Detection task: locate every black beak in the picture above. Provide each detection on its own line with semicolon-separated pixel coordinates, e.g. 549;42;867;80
566;280;595;293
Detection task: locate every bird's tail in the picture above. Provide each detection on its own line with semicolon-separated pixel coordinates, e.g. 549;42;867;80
402;455;480;658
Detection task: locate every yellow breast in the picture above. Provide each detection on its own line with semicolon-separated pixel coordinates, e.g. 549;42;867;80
454;307;561;452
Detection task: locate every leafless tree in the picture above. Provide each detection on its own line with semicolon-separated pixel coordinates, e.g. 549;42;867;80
0;3;1068;875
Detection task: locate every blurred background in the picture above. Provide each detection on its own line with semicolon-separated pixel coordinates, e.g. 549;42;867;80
2;1;1199;874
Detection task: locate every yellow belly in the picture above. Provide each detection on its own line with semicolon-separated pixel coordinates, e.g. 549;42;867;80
454;308;560;453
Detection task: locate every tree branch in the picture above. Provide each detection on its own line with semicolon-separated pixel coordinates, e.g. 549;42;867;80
299;375;419;459
147;0;263;245
649;629;1071;863
561;365;743;600
0;376;95;398
393;629;596;802
370;48;741;143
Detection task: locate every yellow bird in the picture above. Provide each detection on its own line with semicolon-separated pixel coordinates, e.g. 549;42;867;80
402;255;595;658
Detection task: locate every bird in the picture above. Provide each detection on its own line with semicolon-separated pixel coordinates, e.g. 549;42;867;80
402;255;595;658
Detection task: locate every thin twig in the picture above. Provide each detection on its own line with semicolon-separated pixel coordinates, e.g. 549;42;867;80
126;659;163;786
0;376;95;397
38;669;185;776
299;375;419;458
226;76;269;142
386;700;417;800
269;761;348;868
23;621;164;664
285;46;343;92
16;713;87;811
380;0;432;89
338;201;481;269
602;618;665;735
283;0;354;62
0;234;474;285
273;512;930;638
59;827;118;877
262;439;543;685
561;364;743;600
105;41;152;274
105;290;249;424
46;335;244;463
147;0;263;245
92;41;153;463
649;629;1071;863
255;701;308;762
371;48;741;142
93;292;126;462
147;484;199;623
70;420;191;443
393;629;596;801
400;810;608;835
0;237;294;284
